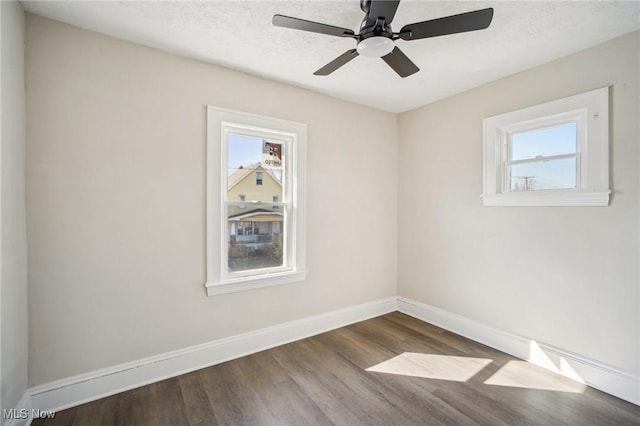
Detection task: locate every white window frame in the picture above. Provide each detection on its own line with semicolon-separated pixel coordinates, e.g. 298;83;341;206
503;114;583;192
482;87;610;206
206;106;307;296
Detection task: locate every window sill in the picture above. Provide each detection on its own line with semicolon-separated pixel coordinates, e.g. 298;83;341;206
205;270;307;296
481;191;610;207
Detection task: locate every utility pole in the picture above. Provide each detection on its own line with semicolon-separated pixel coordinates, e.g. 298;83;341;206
513;175;535;191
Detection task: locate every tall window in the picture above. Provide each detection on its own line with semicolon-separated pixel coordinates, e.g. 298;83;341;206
482;87;610;206
206;107;306;296
226;135;283;272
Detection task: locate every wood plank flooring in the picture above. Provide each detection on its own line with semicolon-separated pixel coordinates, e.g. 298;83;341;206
33;312;640;425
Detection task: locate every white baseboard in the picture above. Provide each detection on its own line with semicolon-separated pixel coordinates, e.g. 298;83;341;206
4;391;32;426
29;297;397;412
28;295;639;413
397;296;640;405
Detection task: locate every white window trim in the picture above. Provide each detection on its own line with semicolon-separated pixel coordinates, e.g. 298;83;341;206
205;106;307;296
503;114;583;193
482;87;610;207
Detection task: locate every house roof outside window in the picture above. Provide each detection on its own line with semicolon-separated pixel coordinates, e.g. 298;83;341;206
228;162;282;191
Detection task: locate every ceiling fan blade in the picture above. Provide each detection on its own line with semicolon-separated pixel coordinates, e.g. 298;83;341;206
365;0;402;26
273;14;355;38
314;49;359;76
381;46;419;78
399;8;494;41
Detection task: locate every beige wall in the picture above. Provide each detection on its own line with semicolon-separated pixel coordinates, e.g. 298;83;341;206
25;15;398;385
1;0;29;416
398;31;639;374
24;10;639;389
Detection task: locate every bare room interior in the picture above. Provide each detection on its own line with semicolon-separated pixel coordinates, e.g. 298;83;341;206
1;0;639;425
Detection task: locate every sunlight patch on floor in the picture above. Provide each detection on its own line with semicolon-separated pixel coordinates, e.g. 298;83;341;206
366;353;492;381
484;360;587;393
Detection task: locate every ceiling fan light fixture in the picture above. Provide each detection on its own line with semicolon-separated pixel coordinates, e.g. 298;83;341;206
356;36;394;58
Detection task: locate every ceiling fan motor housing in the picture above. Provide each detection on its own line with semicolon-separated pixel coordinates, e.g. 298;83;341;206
359;18;392;38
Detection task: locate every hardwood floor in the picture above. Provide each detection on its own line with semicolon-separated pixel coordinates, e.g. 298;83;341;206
33;312;640;425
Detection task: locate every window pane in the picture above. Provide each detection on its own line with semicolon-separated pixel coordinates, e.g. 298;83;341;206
227;204;284;272
227;134;283;201
511;123;577;161
227;133;286;274
509;157;577;191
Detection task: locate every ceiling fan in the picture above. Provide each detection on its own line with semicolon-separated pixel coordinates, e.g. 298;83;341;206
272;0;493;78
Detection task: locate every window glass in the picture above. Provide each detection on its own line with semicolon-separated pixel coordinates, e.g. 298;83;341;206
507;122;578;192
226;134;285;273
510;123;577;161
509;158;577;191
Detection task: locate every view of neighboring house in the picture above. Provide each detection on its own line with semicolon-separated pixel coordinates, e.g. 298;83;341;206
226;162;283;270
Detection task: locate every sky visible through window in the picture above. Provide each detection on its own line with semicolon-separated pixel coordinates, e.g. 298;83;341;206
511;123;576;160
228;134;262;175
510;123;577;190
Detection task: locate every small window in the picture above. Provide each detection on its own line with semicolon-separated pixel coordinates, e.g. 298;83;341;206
482;87;610;206
206;106;307;296
507;122;578;192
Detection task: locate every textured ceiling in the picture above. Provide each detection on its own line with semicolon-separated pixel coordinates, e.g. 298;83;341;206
22;1;640;113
